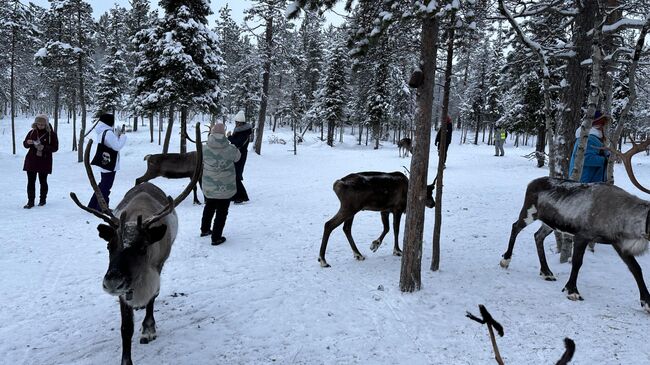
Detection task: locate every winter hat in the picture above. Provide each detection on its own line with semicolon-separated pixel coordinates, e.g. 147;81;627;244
445;115;452;123
234;111;246;123
33;114;51;132
99;113;115;127
211;123;226;135
592;110;609;127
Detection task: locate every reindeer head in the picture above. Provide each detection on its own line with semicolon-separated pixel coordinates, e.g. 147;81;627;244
97;211;171;299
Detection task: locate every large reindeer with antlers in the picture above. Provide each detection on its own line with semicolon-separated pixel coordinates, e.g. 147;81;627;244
500;138;650;313
70;124;202;365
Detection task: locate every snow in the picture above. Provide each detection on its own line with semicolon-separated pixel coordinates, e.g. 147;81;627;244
602;18;647;33
1;116;650;364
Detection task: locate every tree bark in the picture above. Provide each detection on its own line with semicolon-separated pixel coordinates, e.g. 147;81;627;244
400;14;439;292
254;16;273;155
431;11;456;272
149;113;154;143
163;105;175;154
10;24;16;155
180;106;188;154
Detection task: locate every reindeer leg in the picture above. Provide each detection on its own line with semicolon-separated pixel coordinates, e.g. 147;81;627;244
612;245;650;313
534;224;556;281
140;295;158;344
119;296;134;365
392;211;403;256
343;216;365;261
500;205;537;268
370;212;390;252
562;236;589;301
319;211;348;268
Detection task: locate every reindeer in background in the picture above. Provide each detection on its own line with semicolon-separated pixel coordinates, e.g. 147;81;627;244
500;138;650;313
70;124;202;365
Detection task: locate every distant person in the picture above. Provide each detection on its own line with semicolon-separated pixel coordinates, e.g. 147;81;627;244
88;113;127;211
434;115;453;167
22;114;59;208
493;125;507;156
568;110;610;183
201;123;241;245
227;110;253;204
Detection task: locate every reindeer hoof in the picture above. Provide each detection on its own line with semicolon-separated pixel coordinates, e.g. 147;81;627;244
318;258;331;268
140;333;157;344
370;240;381;252
563;288;583;301
393;249;402;257
540;272;556;281
642;300;650;313
499;258;511;269
354;253;365;261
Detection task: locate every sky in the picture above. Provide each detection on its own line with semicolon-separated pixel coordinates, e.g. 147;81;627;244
27;0;345;27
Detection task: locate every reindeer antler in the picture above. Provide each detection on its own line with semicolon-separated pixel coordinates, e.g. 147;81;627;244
69;140;120;226
143;196;175;228
611;136;650;194
173;122;203;207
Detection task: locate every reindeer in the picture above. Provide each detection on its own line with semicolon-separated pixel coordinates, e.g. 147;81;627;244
70;125;202;365
500;138;650;313
319;171;435;267
397;137;413;158
135;151;202;205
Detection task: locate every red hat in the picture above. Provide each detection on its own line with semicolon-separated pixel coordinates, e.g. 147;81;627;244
445;115;452;123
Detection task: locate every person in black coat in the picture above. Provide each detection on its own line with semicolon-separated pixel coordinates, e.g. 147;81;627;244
227;111;253;203
434;115;453;166
23;114;59;208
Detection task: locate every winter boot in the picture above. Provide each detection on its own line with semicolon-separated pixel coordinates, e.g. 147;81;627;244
38;198;46;206
24;200;35;209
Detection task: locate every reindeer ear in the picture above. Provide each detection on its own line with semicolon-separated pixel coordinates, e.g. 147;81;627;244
146;224;167;244
97;224;116;242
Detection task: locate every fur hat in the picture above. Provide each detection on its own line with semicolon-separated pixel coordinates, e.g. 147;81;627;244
99;113;115;127
211;123;225;135
592;110;609;127
32;114;51;132
234;111;246;123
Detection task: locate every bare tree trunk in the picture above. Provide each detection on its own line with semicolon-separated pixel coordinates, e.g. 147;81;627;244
536;123;546;168
76;59;87;163
133;116;138;132
158;110;163;146
180;106;188;154
400;14;439;292
431;11;455;272
163;105;175;154
54;85;60;134
254;16;273;155
149;113;154;143
10;27;16;155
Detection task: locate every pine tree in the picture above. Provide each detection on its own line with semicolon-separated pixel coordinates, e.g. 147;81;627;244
320;40;347;146
133;0;224;154
96;45;128;113
0;0;40;154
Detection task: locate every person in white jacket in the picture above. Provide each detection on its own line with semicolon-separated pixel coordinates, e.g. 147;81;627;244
88;113;127;210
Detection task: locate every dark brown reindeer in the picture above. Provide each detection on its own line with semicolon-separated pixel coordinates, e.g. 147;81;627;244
135;151;202;205
397;137;413;158
70;124;202;365
500;138;650;313
319;171;435;267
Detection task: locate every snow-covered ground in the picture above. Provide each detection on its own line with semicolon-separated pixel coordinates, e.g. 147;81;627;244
1;116;649;365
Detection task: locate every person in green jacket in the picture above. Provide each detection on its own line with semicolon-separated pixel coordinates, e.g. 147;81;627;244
200;123;241;245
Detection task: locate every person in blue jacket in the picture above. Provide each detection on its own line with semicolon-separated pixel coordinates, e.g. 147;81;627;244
568;110;610;183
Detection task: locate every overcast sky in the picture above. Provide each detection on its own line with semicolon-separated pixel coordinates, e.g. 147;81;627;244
27;0;345;27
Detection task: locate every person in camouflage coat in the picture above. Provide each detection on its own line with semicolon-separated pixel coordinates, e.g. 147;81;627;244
200;123;241;245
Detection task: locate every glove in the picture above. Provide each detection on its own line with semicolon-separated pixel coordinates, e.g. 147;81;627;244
226;131;232;137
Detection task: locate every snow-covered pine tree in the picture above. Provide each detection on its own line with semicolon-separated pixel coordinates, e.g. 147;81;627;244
0;0;40;154
245;0;286;155
133;0;224;154
320;40;348;147
96;45;128;114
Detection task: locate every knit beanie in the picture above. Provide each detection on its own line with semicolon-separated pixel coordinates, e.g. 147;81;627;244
99;113;115;127
234;111;246;123
211;123;226;135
